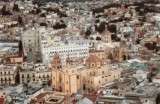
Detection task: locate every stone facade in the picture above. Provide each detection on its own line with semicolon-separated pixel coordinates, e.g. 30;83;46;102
19;64;51;84
51;53;122;95
0;64;17;85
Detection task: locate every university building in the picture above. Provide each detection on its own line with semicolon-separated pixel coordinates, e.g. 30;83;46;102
40;34;90;65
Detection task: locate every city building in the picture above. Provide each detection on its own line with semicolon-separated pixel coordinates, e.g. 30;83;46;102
19;63;51;84
51;53;122;95
0;40;23;64
0;92;6;104
40;33;90;64
21;28;40;62
30;91;66;104
0;64;17;85
96;79;160;104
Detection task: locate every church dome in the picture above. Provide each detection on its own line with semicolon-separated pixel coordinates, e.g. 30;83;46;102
86;55;103;68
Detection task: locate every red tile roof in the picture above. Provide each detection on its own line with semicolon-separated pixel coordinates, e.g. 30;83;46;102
0;97;5;104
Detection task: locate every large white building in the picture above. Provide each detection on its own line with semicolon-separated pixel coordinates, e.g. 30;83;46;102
40;32;90;64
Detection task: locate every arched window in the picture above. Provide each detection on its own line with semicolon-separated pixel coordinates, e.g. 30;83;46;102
0;78;3;82
22;74;24;78
4;78;7;83
27;74;30;78
8;78;11;85
9;78;11;81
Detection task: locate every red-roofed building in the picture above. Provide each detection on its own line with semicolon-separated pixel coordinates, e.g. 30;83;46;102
0;95;6;104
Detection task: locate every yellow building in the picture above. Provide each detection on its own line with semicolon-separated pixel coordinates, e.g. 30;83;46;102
51;53;122;95
51;54;81;94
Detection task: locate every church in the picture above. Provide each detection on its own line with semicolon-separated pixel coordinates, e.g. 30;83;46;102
51;53;122;95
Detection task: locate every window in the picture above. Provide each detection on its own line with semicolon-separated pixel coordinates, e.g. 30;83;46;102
27;74;30;78
66;81;69;84
9;78;11;81
102;71;104;74
145;100;148;102
22;74;24;78
77;76;79;79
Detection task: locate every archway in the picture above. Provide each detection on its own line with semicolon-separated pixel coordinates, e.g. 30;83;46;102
83;84;86;90
122;55;127;60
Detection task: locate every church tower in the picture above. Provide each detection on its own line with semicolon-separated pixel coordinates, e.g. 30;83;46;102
51;53;62;69
51;53;62;91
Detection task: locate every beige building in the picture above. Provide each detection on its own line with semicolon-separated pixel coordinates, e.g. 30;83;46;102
51;53;122;95
30;91;66;104
51;54;81;94
19;63;51;84
0;64;17;85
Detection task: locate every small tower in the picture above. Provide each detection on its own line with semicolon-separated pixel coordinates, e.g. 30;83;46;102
51;53;62;91
51;53;62;69
66;55;72;67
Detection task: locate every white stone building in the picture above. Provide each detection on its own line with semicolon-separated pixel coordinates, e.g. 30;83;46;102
40;33;90;64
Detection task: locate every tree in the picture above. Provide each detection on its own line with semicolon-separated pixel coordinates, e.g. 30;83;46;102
147;72;152;82
85;28;91;38
107;24;116;33
53;21;67;29
111;34;121;42
18;16;24;25
1;5;12;15
36;8;41;14
144;42;157;50
13;4;20;11
95;22;106;33
96;37;101;40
